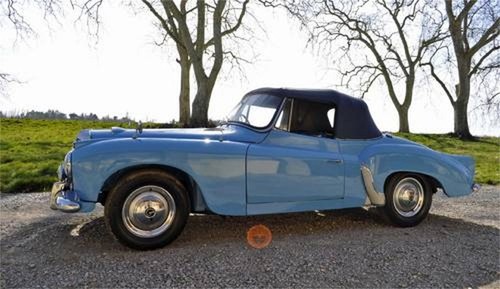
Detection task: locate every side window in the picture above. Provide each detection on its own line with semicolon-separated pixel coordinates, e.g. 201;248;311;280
274;99;292;131
289;99;335;138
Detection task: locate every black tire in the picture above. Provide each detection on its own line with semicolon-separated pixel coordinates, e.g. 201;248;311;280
104;169;189;250
380;173;432;227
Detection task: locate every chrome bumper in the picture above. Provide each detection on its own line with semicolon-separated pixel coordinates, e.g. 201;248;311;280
50;181;80;213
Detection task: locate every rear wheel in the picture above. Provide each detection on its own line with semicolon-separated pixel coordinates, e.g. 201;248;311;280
381;173;432;227
104;170;189;250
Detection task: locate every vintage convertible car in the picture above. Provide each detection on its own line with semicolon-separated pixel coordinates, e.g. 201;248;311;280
50;88;479;249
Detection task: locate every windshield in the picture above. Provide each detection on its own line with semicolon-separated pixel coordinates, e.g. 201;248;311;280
226;93;283;128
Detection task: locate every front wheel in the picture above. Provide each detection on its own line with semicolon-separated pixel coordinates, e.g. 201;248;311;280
104;170;189;250
380;174;432;227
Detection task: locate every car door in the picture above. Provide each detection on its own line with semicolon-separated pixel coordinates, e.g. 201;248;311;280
246;98;345;204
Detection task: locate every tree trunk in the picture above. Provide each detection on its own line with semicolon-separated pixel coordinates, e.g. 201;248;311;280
381;68;414;134
453;59;474;140
451;79;474;140
178;53;191;127
397;105;410;133
453;99;473;139
190;80;213;127
446;10;476;140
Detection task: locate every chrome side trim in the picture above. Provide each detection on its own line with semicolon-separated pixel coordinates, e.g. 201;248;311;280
361;165;386;206
50;181;80;213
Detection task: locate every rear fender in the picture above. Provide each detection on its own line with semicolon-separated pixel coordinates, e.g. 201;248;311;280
359;144;474;197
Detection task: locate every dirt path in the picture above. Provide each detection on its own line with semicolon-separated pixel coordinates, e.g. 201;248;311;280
0;186;499;288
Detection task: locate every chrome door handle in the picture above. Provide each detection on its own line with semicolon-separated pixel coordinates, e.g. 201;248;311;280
326;159;343;164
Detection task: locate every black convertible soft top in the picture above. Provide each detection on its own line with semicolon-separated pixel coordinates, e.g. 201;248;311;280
247;87;382;139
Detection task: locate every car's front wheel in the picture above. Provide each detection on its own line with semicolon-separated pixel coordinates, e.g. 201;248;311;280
381;173;432;227
104;170;189;250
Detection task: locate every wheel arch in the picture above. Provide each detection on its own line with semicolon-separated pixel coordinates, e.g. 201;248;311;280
98;164;209;213
383;171;444;194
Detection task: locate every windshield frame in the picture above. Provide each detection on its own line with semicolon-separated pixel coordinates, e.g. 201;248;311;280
226;93;285;131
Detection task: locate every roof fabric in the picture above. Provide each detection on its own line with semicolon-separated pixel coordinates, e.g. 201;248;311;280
247;88;382;139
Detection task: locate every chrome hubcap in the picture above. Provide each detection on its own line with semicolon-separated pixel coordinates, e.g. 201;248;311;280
122;185;176;238
393;177;424;217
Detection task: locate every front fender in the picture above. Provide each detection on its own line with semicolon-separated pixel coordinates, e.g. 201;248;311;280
359;144;474;197
71;137;249;215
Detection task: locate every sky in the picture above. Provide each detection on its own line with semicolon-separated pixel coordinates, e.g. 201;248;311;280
1;2;498;136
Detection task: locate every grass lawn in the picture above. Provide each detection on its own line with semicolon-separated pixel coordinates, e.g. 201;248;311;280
0;119;137;193
0;118;498;193
395;133;499;185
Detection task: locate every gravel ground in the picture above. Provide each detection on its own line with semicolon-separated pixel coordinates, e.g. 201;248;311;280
0;186;499;288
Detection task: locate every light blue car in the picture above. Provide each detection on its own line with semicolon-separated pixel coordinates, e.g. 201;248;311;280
50;88;479;249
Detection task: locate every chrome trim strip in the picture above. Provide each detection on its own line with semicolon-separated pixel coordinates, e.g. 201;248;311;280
360;165;386;206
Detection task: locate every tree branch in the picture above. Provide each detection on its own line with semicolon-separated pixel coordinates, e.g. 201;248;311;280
204;0;249;48
470;45;500;76
456;0;478;22
195;0;205;55
141;0;182;45
421;62;456;105
468;17;500;56
208;0;226;87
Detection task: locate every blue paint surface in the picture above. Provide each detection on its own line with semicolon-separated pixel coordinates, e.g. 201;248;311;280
66;125;474;215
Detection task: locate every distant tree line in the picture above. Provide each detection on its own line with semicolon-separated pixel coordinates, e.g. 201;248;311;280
0;110;134;122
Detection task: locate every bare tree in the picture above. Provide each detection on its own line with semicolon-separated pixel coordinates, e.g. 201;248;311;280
0;73;22;98
141;0;250;127
3;0;253;126
1;0;63;40
141;0;192;126
0;0;103;99
1;0;63;95
421;0;499;139
262;0;446;133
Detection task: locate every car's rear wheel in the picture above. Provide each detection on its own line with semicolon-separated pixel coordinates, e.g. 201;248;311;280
104;170;189;250
381;173;432;227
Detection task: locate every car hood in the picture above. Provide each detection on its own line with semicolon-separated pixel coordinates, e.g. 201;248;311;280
74;125;267;148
